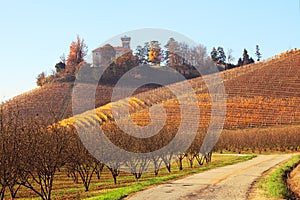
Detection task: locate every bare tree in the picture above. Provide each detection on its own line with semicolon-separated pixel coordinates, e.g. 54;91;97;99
66;131;98;192
125;155;150;180
0;104;29;199
21;123;70;200
227;49;235;64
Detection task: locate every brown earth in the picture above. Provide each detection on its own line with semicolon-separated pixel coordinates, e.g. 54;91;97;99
287;164;300;199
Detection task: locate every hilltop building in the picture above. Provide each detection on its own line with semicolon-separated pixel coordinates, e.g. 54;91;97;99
92;36;131;66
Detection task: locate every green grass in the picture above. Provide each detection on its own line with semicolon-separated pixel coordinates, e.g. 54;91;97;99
258;155;300;199
85;154;256;200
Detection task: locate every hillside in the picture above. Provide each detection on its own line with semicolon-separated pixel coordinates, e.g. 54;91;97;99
3;49;300;130
59;49;300;130
2;81;159;124
1;48;299;200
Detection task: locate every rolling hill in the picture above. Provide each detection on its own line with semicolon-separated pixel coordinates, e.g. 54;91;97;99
1;47;300;200
2;80;159;124
59;49;300;131
3;49;300;136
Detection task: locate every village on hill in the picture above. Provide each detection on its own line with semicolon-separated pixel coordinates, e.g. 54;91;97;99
36;35;263;87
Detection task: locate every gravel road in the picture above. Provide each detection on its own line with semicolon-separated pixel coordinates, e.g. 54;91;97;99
126;154;293;200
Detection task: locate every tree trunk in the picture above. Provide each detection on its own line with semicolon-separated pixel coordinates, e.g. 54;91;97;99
113;174;117;185
178;158;183;170
0;187;5;200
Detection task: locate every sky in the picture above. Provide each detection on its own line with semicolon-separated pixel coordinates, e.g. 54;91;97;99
0;0;300;100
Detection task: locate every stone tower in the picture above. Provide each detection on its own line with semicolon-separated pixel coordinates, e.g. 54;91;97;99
121;35;131;49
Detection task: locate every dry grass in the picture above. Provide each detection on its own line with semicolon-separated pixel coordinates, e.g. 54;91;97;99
287;163;300;198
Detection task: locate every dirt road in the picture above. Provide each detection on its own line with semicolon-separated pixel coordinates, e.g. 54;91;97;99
126;154;293;200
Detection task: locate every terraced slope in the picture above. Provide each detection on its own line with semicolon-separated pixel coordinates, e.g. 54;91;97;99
59;49;300;131
2;81;158;124
224;51;300;98
4;82;74;124
4;49;300;129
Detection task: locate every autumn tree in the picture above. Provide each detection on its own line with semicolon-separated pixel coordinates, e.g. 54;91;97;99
36;72;46;86
66;35;88;74
165;38;179;66
113;51;138;71
148;41;163;65
36;72;55;86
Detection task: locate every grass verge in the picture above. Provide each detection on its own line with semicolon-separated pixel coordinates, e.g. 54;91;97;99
258;155;300;199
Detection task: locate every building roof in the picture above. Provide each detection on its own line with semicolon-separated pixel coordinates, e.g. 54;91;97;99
92;44;114;53
92;36;131;53
92;47;102;52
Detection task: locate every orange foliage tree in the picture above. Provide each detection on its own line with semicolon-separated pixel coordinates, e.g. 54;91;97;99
148;41;162;65
66;35;88;74
114;51;136;67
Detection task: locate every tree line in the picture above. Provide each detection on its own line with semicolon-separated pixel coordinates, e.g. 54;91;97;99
0;103;213;199
38;35;257;86
36;35;263;87
210;45;262;70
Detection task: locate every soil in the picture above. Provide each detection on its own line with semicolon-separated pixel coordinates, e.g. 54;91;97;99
287;164;300;199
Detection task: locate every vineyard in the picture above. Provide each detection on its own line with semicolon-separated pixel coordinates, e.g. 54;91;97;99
2;81;158;125
0;49;300;199
58;48;300;175
4;49;300;127
60;49;300;130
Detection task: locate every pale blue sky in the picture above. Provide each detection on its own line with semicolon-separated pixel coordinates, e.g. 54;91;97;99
0;0;300;100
